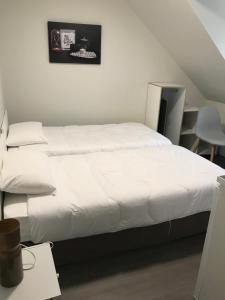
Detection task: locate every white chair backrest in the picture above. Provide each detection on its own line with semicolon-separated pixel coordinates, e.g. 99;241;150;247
196;106;223;136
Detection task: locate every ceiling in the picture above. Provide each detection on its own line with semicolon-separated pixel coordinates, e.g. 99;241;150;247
191;0;225;60
128;0;225;103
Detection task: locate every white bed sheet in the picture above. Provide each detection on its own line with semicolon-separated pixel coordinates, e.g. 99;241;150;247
23;145;224;243
10;123;171;156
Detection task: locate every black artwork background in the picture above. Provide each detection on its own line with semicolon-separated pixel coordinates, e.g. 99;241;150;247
48;21;102;64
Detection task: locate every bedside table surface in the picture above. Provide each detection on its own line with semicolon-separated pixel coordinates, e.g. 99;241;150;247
0;243;61;300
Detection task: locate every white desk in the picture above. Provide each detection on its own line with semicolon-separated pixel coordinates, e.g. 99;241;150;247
0;243;61;300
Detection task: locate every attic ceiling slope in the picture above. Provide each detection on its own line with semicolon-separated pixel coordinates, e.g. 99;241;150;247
191;0;225;60
128;0;225;103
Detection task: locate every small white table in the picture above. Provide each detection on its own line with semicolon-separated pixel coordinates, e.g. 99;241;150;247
194;176;225;300
0;243;61;300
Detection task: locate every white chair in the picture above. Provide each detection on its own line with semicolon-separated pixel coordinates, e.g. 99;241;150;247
192;106;225;162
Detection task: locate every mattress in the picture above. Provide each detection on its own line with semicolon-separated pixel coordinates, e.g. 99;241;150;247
9;123;171;156
5;145;224;243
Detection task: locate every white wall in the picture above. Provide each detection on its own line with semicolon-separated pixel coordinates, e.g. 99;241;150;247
0;0;205;125
191;0;225;60
129;0;225;104
0;70;5;124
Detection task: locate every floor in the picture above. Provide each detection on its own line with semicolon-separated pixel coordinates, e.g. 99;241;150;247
57;234;205;300
205;154;225;168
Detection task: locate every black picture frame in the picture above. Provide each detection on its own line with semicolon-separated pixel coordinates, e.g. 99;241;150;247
48;21;102;64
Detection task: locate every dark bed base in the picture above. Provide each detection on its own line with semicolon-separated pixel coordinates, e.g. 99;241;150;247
51;212;209;266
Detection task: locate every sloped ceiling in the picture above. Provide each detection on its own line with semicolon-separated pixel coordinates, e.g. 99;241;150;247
128;0;225;103
191;0;225;60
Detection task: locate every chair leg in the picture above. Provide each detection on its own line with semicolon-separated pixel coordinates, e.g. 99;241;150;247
191;138;200;153
210;145;216;162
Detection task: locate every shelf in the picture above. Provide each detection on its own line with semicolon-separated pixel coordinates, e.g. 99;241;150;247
150;82;185;89
146;83;185;145
198;142;210;155
181;128;196;135
184;105;199;113
179;134;197;150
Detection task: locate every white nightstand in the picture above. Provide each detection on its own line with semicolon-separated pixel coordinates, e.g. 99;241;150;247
0;243;61;300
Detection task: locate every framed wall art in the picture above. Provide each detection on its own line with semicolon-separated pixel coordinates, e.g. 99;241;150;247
48;21;102;64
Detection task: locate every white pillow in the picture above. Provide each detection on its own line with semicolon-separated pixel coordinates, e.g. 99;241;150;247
6;122;47;147
0;151;56;195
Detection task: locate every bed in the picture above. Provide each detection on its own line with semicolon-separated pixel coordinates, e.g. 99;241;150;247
1;109;224;264
3;146;223;253
8;121;172;155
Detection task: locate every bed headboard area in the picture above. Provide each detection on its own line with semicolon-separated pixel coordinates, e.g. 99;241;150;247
0;77;7;153
0;89;8;220
0;110;8;153
0;111;8;220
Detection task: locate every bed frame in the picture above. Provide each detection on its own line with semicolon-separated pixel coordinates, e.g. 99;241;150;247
0;190;209;265
21;211;208;266
0;107;209;266
51;212;209;265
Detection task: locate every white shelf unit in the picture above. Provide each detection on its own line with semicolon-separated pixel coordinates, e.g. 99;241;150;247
181;128;196;135
180;105;199;150
183;105;199;112
145;83;186;145
179;106;210;155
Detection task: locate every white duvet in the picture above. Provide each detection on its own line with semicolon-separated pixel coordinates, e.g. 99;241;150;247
14;123;171;155
27;145;224;243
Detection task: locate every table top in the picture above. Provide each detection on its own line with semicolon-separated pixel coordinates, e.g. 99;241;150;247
0;243;61;300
